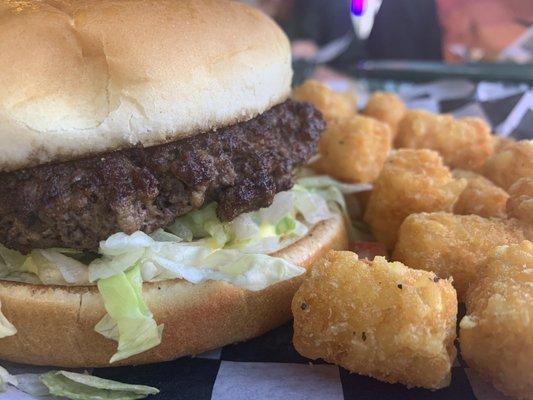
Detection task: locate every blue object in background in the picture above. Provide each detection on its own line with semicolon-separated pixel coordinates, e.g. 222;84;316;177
351;0;365;16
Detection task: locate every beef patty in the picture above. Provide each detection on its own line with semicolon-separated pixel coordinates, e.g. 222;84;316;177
0;100;324;253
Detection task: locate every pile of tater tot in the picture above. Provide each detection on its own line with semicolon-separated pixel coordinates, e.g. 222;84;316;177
291;80;533;398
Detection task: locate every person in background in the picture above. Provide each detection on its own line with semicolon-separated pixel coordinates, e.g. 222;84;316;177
436;0;533;62
365;0;442;61
241;0;443;74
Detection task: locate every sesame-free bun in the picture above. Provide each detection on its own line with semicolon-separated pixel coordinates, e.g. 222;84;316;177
0;215;347;367
0;0;292;172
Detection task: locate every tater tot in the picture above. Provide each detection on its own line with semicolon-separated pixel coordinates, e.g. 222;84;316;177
460;241;533;399
393;212;528;300
292;250;457;389
483;139;533;190
313;115;392;183
362;91;407;138
396;110;493;170
452;169;509;218
492;135;516;154
507;177;533;224
292;80;357;122
363;149;466;249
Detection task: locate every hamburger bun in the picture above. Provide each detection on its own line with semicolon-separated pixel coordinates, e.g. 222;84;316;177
0;0;292;172
0;215;347;367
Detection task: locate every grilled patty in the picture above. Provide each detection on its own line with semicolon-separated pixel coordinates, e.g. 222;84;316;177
0;100;324;253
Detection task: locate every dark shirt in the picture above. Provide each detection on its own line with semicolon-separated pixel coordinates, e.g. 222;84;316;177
368;0;443;60
283;0;443;71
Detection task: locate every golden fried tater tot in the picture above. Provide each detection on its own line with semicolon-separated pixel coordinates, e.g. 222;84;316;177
396;110;493;170
483;139;533;190
452;169;508;218
507;177;533;224
492;135;516;154
362;91;407;138
363;149;466;249
460;241;533;400
292;250;457;389
393;212;528;300
292;80;357;122
313;115;392;183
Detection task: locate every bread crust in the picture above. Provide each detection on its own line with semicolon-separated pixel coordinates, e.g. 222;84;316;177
0;215;347;367
0;0;292;172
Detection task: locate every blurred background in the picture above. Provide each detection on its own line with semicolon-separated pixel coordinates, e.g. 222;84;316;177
240;0;533;139
240;0;533;77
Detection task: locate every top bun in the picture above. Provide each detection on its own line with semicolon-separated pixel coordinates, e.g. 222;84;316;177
0;0;292;172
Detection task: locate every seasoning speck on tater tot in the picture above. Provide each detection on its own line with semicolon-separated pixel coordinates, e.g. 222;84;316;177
292;250;457;389
396;110;493;170
393;212;528;300
483;139;533;190
363;149;466;249
507;177;533;224
460;241;533;400
362;91;406;138
292;80;356;122
313;115;392;183
452;169;508;218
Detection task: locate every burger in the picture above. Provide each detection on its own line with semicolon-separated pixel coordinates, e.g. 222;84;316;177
0;0;348;367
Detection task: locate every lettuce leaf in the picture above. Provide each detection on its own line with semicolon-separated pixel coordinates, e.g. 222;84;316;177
0;301;16;339
0;245;26;272
40;371;159;400
0;365;158;399
36;249;88;284
93;232;305;292
168;202;222;241
295;175;372;241
96;265;162;363
0;365;17;392
295;174;372;194
8;373;50;396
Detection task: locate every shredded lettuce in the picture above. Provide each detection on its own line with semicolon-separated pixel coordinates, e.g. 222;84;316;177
92;232;305;292
36;250;88;284
96;265;163;363
295;174;372;241
41;371;159;400
0;246;88;285
0;365;159;399
0;366;17;392
295;174;373;194
0;301;16;339
7;373;50;396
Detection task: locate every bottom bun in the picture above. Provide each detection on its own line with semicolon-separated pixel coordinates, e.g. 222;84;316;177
0;215;347;367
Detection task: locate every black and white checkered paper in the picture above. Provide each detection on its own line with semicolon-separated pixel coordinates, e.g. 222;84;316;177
0;322;513;400
1;80;530;400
